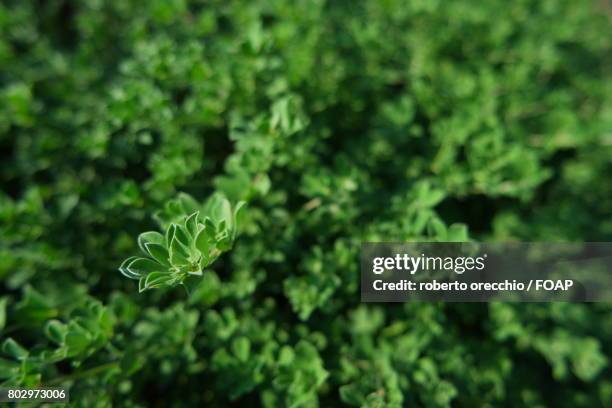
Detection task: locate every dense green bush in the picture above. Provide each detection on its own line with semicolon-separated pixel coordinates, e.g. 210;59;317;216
1;0;611;406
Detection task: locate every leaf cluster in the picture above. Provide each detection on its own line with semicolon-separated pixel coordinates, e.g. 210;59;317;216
119;195;244;292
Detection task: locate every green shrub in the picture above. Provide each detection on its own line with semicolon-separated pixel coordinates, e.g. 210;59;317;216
0;0;611;406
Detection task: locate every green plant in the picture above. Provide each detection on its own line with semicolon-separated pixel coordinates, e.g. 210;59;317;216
0;0;610;407
119;194;245;292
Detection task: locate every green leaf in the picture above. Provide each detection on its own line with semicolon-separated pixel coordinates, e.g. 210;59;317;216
127;257;165;277
137;231;165;254
427;217;447;238
217;219;227;235
119;256;140;280
182;274;204;296
0;357;20;379
195;227;214;259
120;352;145;376
166;200;183;218
231;201;246;239
145;243;171;267
174;224;191;247
218;198;232;227
185;211;199;238
217;235;233;251
64;322;92;354
170;236;191;265
447;224;468;242
204;217;216;236
176;192;200;214
0;297;7;331
144;272;174;290
413;209;432;234
165;223;177;246
44;320;67;344
2;338;28;360
209;195;232;227
232;337;250;362
138;277;147;293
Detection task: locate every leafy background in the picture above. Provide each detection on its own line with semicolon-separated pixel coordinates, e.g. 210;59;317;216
1;0;611;406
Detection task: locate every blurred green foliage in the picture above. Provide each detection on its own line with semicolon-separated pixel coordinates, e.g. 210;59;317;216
1;0;611;406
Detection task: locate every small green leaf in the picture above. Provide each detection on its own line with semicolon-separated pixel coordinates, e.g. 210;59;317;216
185;211;199;238
195;227;214;259
144;272;174;289
218;219;227;234
0;357;19;379
170;236;190;265
204;217;216;235
145;243;171;267
413;209;432;234
165;224;177;246
447;224;468;242
232;337;250;362
177;192;200;214
64;322;92;354
119;256;140;279
182;275;203;296
2;338;28;360
217;235;233;251
44;320;67;344
137;231;164;254
427;217;447;238
120;352;145;376
174;224;191;247
209;195;232;226
127;258;164;276
422;190;445;207
166;200;183;218
0;297;7;331
219;198;232;226
231;201;246;239
138;277;147;293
